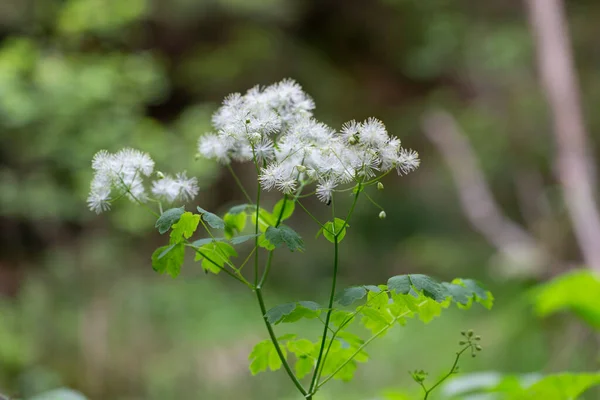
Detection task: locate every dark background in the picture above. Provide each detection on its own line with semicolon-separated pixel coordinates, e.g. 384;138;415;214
0;0;598;398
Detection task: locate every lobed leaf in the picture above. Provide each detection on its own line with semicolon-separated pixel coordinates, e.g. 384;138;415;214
170;212;200;243
264;225;304;252
155;207;184;234
197;206;225;229
224;211;247;238
335;286;367;306
265;301;321;324
151;243;185;278
248;339;290;375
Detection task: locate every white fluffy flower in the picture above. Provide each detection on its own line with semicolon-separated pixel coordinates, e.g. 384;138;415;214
196;79;420;201
316;179;337;204
151;172;199;203
396;149;420;175
87;148;155;213
87;148;200;213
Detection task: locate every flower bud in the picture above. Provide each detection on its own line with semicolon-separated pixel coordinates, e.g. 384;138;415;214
156;171;165;179
475;345;482;351
377;182;384;190
296;165;307;173
348;135;358;145
467;329;474;337
379;211;387;219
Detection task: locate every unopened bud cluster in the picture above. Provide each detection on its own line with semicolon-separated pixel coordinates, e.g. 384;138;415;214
460;329;483;358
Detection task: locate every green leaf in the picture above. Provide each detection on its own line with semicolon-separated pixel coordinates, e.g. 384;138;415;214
387;275;412;295
409;274;447;302
295;356;314;379
388;274;449;303
532;269;600;329
453;278;494;309
248;340;271;375
335;286;368;306
361;307;393;335
155;207;184;234
193;241;237;274
152;243;185;278
170;212;200;243
319;218;349;243
264;225;304;252
224;211;247;239
230;233;261;245
197;206;225;229
228;204;252;215
265;301;321;324
265;303;296;324
331;310;355;327
287;339;314;356
441;282;472;305
190;238;226;247
229;233;261;245
523;373;600;399
248;339;288;375
272;198;295;222
257;233;276;250
251;207;277;231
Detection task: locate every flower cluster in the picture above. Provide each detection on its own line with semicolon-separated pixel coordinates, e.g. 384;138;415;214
198;79;419;202
87;148;198;213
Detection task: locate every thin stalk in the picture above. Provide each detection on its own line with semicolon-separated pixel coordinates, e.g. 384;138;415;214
297;200;326;229
253;178;261;287
188;246;251;287
227;164;253;203
308;236;339;394
423;345;470;399
316;302;427;390
255;287;308;396
308;184;362;395
314;290;387;384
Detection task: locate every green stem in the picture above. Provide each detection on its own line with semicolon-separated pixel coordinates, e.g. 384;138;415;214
308;184;362;396
227;164;253;204
423;345;470;399
255;287;308;396
308;236;340;394
188;246;251;287
314;290;387;384
296;200;326;229
253;179;261;287
316;302;427;390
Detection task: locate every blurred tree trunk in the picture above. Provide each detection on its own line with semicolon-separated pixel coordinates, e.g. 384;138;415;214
526;0;600;272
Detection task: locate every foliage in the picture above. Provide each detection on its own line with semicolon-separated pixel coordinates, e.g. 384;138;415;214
532;269;600;330
440;371;600;400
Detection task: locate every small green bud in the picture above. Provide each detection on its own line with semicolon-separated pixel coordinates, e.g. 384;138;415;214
475;336;481;341
461;331;467;336
156;171;165;179
459;341;466;345
377;182;384;190
379;211;387;219
195;153;201;160
296;165;307;172
348;135;358;145
471;354;476;358
467;329;474;337
475;345;482;351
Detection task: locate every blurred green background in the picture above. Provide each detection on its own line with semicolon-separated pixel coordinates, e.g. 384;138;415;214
1;0;599;398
